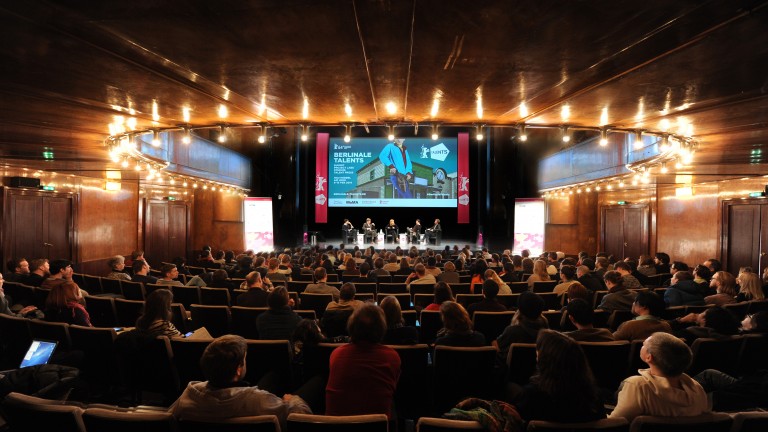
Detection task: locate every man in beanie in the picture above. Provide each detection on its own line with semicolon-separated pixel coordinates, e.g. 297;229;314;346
493;291;548;364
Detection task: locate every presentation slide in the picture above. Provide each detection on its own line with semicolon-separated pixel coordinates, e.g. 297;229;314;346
327;137;458;208
513;198;545;256
243;197;274;252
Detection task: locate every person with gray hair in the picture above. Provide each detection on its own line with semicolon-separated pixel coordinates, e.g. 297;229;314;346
609;332;709;421
106;255;132;281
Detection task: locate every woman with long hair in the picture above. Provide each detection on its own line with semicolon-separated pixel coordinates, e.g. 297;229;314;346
514;329;604;422
380;296;419;345
136;289;182;337
434;301;485;347
526;260;551;289
44;281;91;327
736;271;765;302
424;282;455;311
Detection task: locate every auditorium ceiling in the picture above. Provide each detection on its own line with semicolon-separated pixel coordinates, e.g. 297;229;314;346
0;0;767;183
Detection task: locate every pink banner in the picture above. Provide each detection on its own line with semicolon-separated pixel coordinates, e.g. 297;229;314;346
457;132;470;223
315;133;329;223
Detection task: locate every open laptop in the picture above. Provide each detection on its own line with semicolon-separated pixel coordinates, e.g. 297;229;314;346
0;339;58;376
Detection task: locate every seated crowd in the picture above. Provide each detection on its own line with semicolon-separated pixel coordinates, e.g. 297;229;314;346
2;245;768;429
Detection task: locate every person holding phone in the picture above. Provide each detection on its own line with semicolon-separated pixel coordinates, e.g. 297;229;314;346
135;289;182;338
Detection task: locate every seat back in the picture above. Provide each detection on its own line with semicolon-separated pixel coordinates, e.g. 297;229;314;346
419;310;443;344
729;411;768;432
171;286;201;309
33;287;51;309
2;392;85;432
301;342;345;381
722;302;749;320
199;287;232;306
413;293;434;309
28;319;71;350
506;343;537;386
628;412;732;432
450;283;472;295
4;281;35;306
230;306;267;339
0;313;32;369
100;278;123;296
82;407;176;432
390;344;431;419
608;310;636;331
688;336;743;376
69;325;118;384
171;303;191;333
497;294;519;309
287;413;388;432
83;275;103;294
533;280;556;293
377;292;412;310
114;333;180;403
409;283;435;298
472;311;514;345
84;295;118;327
178;415;279;432
115;298;145;327
455;294;483;310
190;304;231;337
299;292;334;318
244;339;293;393
170;337;215;386
416;417;483;431
508;282;528;294
747;299;768;314
433;346;497;414
378;282;408;294
527;417;629;431
288;280;312;293
120;280;146;300
354;282;378;294
578;341;631;392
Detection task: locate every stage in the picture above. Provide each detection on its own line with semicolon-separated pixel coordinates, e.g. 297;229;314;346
303;236;487;252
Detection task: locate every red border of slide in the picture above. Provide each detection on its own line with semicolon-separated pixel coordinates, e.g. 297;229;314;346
457;132;470;223
315;133;329;223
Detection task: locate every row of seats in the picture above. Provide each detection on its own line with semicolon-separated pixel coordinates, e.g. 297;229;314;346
5;392;768;432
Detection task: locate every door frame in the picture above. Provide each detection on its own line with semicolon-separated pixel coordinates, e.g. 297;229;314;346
721;198;768;274
599;204;650;259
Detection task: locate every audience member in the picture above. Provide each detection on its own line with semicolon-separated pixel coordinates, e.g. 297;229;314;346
654;253;671;274
256;286;301;340
406;263;437;290
325;304;401;418
44;275;91;327
25;258;49;287
436;261;460;284
424;282;454;311
609;332;708;421
106;255;132;281
553;265;578;296
494;292;548;363
131;259;158;285
613;262;642;289
157;263;206;287
136;289;182;338
664;271;705;306
434;301;486;347
576;265;603;295
597;271;637;313
4;257;30;283
736;271;765;302
527;260;551;289
514;329;605;422
236;271;271;307
305;267;340;302
380;295;419;345
42;259;88;298
741;310;768;334
613;291;671;341
704;271;737;306
565;299;615;342
169;335;311;427
467;279;507;316
674;306;740;344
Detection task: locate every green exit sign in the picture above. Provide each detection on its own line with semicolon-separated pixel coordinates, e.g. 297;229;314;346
749;192;764;198
41;185;55;191
617;201;627;205
166;196;176;201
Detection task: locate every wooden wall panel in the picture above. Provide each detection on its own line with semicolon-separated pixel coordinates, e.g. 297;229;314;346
77;178;139;275
656;183;719;267
193;189;245;253
543;191;598;254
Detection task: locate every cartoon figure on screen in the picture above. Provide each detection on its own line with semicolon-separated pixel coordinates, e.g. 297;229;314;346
379;138;413;198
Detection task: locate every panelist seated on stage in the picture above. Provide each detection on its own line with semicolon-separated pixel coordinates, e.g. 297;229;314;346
362;218;376;243
385;219;399;243
341;219;357;243
409;219;422;243
425;218;442;243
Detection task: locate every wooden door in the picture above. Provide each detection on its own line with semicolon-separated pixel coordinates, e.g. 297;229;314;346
144;200;189;264
2;188;73;264
601;205;649;259
722;202;768;274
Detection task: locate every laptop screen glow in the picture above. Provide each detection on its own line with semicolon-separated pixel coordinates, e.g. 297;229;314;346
19;340;57;368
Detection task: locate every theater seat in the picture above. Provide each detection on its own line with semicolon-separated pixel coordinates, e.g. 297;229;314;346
628;412;732;432
178;415;279;432
2;392;85;432
82;407;175;432
287;413;388;432
527;417;629;431
416;417;483;431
